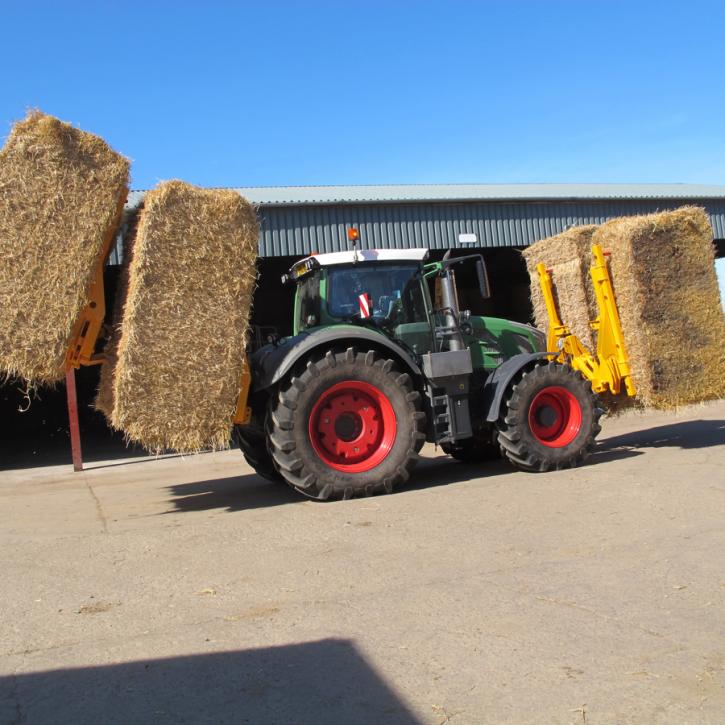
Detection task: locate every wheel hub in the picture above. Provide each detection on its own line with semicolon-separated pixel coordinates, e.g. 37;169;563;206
535;404;558;429
309;380;397;472
334;412;363;441
528;386;583;448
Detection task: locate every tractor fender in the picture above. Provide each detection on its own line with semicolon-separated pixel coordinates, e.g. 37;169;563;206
481;352;552;422
250;327;422;392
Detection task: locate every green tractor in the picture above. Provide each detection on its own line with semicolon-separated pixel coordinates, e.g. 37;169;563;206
236;239;601;500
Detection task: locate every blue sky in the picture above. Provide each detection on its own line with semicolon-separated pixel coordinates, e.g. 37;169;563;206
1;0;724;299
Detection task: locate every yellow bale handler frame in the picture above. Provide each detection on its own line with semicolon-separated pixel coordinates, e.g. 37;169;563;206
64;254;108;370
536;244;636;398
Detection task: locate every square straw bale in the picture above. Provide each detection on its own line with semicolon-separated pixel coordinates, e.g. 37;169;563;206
0;111;129;383
98;181;258;452
522;225;598;350
593;206;725;408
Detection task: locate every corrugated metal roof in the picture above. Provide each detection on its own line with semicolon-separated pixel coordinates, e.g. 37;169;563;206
124;183;725;209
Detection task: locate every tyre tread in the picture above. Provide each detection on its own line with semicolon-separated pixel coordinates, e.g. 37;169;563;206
268;348;426;500
496;362;601;473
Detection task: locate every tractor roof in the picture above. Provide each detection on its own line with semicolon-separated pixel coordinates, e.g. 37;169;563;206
286;248;429;284
303;248;429;267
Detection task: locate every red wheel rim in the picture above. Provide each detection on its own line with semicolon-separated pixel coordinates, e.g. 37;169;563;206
308;380;397;473
528;386;582;448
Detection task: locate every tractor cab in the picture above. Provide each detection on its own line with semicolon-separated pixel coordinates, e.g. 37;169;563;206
286;248;436;355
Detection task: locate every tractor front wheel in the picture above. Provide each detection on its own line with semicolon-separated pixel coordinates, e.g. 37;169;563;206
268;348;426;500
496;362;601;472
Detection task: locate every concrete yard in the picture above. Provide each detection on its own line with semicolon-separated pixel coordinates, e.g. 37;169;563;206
1;401;724;724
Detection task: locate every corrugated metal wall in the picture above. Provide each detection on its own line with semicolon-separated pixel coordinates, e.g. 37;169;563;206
110;198;725;263
257;200;725;256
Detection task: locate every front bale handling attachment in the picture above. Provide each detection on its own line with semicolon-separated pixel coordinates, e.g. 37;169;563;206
536;244;636;398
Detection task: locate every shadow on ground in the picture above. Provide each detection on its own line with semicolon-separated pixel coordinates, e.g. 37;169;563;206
164;453;498;514
166;473;301;513
0;639;421;725
167;418;712;514
164;441;643;514
598;419;725;451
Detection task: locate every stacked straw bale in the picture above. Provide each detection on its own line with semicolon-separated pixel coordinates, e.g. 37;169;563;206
0;111;129;383
97;181;258;452
522;226;599;350
523;207;725;409
592;207;725;408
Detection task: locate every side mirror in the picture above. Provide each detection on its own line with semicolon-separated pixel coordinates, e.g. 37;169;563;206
476;258;491;299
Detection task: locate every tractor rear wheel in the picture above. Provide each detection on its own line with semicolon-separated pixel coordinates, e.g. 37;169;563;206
496;362;601;472
268;347;426;500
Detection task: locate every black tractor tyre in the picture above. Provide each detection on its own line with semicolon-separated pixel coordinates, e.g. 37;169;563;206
442;434;501;463
234;426;281;482
268;347;426;500
496;362;602;472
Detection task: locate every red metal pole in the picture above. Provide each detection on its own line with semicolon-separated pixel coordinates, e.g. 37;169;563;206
65;367;83;472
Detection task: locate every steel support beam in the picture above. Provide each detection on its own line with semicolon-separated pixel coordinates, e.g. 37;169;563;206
65;368;83;472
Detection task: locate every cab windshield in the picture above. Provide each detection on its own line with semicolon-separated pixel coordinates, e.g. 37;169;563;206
326;263;428;329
